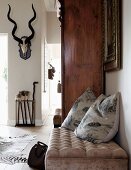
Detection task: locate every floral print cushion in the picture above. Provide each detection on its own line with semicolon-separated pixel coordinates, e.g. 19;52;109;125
74;93;120;143
61;88;96;131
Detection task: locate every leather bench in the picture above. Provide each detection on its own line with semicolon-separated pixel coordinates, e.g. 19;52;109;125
53;108;62;128
45;128;128;170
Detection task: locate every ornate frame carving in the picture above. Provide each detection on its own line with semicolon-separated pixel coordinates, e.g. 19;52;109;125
57;0;64;22
104;0;121;71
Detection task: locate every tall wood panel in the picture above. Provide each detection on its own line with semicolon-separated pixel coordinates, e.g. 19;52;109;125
60;0;104;120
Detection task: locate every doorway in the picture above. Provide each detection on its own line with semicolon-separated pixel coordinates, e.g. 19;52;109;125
41;5;61;122
42;42;61;122
0;34;8;125
48;43;61;113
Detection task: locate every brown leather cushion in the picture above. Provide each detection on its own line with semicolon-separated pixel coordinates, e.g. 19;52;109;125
53;109;62;126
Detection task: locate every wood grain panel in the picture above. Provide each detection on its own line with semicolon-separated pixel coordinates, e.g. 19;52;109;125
61;0;104;120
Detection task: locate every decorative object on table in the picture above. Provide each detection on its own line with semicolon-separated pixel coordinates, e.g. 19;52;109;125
28;141;48;170
57;80;61;93
7;4;36;60
15;81;38;126
48;62;55;80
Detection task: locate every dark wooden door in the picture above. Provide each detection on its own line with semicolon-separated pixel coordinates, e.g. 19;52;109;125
60;0;104;120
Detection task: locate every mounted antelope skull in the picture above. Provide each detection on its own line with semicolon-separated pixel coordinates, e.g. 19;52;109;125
7;4;36;60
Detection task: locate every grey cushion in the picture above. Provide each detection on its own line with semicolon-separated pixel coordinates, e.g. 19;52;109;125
74;93;120;143
61;88;96;131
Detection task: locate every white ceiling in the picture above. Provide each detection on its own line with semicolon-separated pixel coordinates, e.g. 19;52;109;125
44;0;57;12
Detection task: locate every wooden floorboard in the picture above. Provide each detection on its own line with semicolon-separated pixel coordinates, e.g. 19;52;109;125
0;115;53;170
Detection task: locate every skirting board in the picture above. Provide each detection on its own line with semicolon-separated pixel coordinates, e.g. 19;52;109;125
7;119;43;126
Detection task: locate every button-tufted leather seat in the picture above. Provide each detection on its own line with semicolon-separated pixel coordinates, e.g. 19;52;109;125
45;128;128;170
53;109;62;128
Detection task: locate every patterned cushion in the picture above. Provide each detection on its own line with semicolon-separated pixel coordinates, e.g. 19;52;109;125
75;93;120;143
61;88;96;131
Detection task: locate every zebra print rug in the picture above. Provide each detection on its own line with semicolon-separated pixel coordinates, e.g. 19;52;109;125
0;134;36;164
0;154;27;164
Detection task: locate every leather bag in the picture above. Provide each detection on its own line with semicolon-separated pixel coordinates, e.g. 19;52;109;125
27;141;48;170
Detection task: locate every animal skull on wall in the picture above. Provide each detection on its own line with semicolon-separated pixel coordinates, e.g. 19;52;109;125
7;4;36;60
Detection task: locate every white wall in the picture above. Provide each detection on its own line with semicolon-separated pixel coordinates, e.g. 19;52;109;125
41;1;50;122
106;0;131;168
47;12;61;44
0;0;47;126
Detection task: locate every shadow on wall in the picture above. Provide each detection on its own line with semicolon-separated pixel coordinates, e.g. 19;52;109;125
114;93;129;168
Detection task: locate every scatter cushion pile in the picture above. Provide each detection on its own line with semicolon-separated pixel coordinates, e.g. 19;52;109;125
74;92;120;143
61;88;96;131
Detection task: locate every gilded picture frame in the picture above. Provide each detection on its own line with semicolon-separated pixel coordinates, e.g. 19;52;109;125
104;0;121;71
